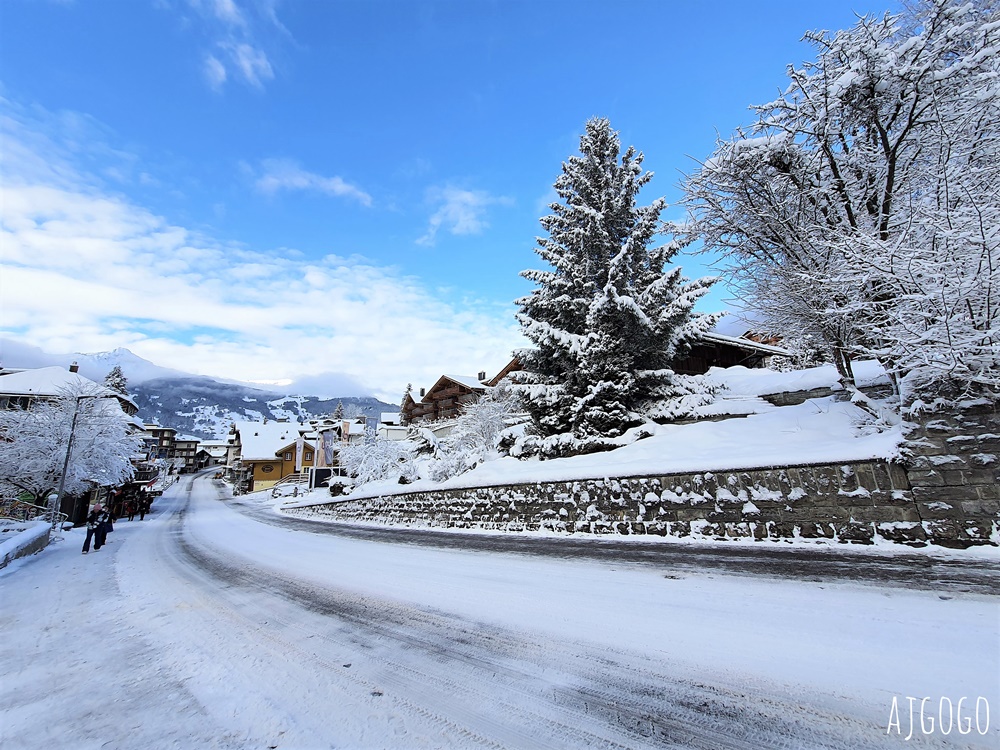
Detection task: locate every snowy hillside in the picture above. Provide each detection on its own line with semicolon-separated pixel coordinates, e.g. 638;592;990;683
131;379;392;439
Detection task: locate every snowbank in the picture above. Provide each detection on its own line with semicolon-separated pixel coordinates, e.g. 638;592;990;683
0;521;51;569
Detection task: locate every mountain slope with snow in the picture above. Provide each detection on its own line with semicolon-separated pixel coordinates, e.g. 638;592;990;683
0;339;395;439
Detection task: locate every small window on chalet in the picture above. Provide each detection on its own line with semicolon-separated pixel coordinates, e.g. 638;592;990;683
305;452;313;461
284;452;292;460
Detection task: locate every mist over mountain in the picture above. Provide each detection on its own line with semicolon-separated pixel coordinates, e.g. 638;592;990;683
0;339;396;439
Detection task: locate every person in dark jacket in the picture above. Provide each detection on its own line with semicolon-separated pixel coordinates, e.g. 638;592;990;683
81;505;102;554
94;507;113;549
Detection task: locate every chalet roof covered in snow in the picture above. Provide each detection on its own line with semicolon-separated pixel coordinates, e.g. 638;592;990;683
700;331;790;357
440;374;487;391
234;421;303;461
0;366;138;407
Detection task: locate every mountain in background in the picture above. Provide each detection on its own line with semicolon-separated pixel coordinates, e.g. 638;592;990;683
0;339;397;439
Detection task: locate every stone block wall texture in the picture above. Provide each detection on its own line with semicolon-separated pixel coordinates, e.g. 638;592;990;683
900;399;1000;547
287;401;1000;548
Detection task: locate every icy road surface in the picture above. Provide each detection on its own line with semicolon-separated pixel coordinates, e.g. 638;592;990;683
1;472;997;749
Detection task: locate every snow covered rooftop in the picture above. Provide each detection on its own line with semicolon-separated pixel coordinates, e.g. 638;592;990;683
442;374;488;391
700;331;790;357
0;366;141;417
0;366;130;401
235;421;303;461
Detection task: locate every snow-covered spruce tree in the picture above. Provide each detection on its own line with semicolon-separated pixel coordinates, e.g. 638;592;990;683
0;386;142;505
103;365;129;396
515;118;718;453
684;0;999;412
332;401;345;421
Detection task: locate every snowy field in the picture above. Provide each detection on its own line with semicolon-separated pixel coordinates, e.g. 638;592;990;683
2;472;997;749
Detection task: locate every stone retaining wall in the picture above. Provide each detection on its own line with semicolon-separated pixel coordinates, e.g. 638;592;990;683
286;401;1000;548
901;399;1000;547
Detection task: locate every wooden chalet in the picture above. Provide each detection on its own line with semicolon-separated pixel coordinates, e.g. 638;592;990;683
400;334;787;427
671;331;788;375
401;374;488;426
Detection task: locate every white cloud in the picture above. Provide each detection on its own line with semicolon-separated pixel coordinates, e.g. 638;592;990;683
223;42;273;88
417;186;511;246
0;105;523;402
254;159;372;207
209;0;245;27
178;0;281;91
203;54;228;90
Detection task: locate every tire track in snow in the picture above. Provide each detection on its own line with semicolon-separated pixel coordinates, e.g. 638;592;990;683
168;474;978;750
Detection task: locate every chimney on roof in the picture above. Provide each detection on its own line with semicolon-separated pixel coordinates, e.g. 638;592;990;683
478;371;486;382
419;388;426;397
69;361;79;373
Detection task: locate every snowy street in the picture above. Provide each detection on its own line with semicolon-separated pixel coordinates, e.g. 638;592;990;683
2;472;998;749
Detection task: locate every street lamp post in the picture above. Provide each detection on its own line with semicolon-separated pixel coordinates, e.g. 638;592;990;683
49;394;102;533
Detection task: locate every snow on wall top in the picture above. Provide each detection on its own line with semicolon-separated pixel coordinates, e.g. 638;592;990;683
704;360;888;397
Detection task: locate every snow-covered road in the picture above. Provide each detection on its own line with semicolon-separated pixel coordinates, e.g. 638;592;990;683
1;473;997;749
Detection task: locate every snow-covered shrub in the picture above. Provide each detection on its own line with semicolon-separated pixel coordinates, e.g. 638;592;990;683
339;430;416;485
427;381;525;481
511;422;657;460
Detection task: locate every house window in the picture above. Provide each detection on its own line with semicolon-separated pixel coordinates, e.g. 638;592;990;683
305;452;313;461
284;452;292;461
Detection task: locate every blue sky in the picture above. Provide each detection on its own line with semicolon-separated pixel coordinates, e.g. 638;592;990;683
1;0;899;401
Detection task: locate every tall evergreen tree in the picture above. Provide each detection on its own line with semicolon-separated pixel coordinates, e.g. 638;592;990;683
515;118;717;448
332;401;345;421
104;365;129;396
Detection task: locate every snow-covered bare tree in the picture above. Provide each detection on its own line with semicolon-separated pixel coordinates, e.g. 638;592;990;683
0;385;143;505
339;430;415;485
103;365;129;396
684;0;999;411
515;117;718;452
429;381;524;481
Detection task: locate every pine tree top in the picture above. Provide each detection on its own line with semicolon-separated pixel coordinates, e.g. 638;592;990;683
104;365;129;396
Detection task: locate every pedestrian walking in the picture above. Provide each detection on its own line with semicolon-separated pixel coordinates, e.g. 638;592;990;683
139;498;149;520
125;500;136;521
81;504;102;554
94;507;113;549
